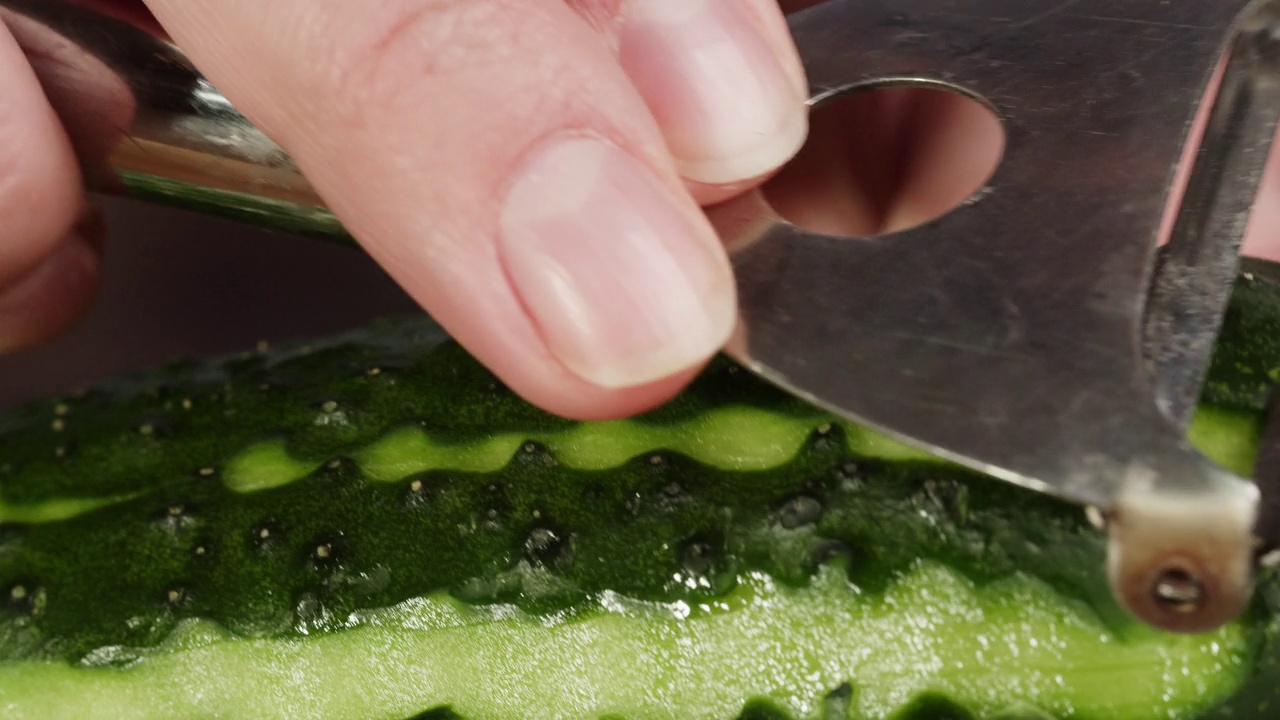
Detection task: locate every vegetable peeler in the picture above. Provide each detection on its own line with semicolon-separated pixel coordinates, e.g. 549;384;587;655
6;0;1280;634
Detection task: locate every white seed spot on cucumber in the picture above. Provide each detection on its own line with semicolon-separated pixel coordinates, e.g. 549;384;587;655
53;403;69;416
166;588;186;606
194;545;207;556
258;528;271;540
10;585;26;601
315;544;332;560
366;367;382;377
198;467;215;477
139;424;155;436
321;401;339;413
256;340;269;353
167;505;184;517
50;419;65;432
181;398;193;410
408;479;424;493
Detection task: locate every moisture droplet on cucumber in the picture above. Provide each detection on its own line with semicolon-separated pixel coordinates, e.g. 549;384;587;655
3;271;1280;720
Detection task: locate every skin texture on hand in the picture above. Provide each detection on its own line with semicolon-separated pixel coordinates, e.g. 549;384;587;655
133;0;809;420
2;0;1279;421
0;8;100;353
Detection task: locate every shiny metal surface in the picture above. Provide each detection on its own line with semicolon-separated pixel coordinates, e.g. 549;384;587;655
5;0;1279;632
0;0;344;240
710;0;1280;633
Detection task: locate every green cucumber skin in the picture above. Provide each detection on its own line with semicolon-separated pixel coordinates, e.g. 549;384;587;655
0;273;1279;719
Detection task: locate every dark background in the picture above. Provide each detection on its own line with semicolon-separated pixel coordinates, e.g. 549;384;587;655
0;197;420;410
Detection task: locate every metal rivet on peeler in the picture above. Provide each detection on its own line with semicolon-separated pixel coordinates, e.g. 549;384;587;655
1153;569;1204;614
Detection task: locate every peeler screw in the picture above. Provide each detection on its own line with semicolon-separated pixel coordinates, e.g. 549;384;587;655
1153;568;1205;614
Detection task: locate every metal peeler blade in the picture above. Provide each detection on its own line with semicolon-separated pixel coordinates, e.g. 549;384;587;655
710;0;1280;633
7;0;1280;633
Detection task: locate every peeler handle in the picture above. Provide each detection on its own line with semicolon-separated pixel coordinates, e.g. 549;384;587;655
0;0;347;241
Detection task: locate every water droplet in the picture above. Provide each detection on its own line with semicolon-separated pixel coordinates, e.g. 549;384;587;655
811;539;856;568
516;442;557;468
680;538;718;577
835;462;864;490
776;495;824;529
294;591;330;634
5;584;47;618
624;493;643;517
479;483;512;527
524;527;571;567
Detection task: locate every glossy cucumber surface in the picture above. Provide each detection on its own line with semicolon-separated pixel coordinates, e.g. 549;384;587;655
2;270;1280;719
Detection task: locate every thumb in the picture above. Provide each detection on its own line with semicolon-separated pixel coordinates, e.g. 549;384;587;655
140;0;806;420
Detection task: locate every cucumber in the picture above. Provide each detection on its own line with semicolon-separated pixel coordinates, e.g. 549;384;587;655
2;268;1280;720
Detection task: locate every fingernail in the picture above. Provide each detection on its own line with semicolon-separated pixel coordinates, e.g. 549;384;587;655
620;0;808;185
499;136;736;388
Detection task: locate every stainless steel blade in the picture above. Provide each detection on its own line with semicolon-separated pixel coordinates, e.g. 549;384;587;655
709;0;1280;632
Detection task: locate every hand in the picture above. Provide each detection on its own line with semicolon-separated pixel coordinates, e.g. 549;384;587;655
142;0;815;421
2;0;815;419
8;1;1279;422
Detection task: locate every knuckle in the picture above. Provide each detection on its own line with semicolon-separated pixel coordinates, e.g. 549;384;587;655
326;0;526;129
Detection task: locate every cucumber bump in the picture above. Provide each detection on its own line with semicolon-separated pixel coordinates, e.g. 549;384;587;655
1;272;1279;719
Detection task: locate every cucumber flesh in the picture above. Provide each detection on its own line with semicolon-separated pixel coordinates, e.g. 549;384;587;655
0;564;1252;720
